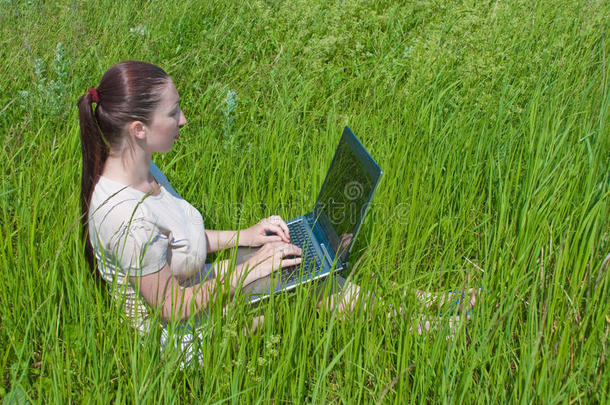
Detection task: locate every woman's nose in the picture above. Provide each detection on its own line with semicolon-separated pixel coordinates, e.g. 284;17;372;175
179;111;187;127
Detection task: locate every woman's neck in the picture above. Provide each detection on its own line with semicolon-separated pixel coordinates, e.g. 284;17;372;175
102;146;158;194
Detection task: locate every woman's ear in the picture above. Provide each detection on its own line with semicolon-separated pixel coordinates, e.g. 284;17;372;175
128;121;147;140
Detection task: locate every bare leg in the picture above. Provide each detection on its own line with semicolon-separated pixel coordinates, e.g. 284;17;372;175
245;283;476;336
317;277;479;335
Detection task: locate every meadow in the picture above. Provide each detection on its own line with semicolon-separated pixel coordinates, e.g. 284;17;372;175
1;0;609;402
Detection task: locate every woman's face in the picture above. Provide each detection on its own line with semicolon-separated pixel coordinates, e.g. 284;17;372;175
145;79;187;154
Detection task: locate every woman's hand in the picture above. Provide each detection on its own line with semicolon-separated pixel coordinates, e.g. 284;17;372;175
239;241;302;285
241;215;291;247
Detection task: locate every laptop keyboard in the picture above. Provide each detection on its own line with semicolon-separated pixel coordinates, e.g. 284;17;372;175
280;220;321;283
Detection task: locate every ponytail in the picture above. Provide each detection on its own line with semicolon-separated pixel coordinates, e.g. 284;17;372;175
78;90;106;278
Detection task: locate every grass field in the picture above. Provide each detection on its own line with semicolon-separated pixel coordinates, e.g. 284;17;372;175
1;0;609;402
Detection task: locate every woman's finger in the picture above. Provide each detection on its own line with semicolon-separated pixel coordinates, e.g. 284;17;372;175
264;234;283;244
268;215;290;241
280;258;302;268
276;218;291;241
280;243;302;257
264;222;289;242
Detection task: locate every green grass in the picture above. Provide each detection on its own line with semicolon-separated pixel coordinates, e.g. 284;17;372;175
1;0;609;402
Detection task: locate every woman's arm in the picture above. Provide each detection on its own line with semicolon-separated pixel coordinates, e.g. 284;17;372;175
131;263;215;321
131;262;248;321
131;241;302;321
205;229;241;253
205;216;291;252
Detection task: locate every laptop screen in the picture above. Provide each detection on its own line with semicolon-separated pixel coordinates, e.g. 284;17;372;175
314;128;381;264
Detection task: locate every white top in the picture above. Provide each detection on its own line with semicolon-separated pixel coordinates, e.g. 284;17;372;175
88;164;207;333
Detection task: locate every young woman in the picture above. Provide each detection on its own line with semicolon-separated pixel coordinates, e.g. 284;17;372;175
79;61;478;363
79;61;310;333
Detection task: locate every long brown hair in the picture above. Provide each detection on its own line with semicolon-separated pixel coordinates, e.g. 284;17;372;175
78;61;170;277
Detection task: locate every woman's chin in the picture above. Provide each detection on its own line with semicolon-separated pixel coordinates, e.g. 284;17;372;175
158;145;175;154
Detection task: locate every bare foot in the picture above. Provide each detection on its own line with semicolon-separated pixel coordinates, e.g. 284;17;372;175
409;313;471;336
415;287;481;314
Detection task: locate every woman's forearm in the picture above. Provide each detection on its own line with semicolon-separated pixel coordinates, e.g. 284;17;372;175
163;278;215;321
162;261;255;321
133;264;222;322
206;228;255;252
162;270;244;321
212;260;254;292
205;229;239;252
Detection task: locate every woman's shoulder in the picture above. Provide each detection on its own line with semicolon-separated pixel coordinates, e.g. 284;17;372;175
89;176;154;225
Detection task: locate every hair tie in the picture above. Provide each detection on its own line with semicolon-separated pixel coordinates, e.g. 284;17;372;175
88;88;100;103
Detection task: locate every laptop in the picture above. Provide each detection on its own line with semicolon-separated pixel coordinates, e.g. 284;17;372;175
242;126;383;304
